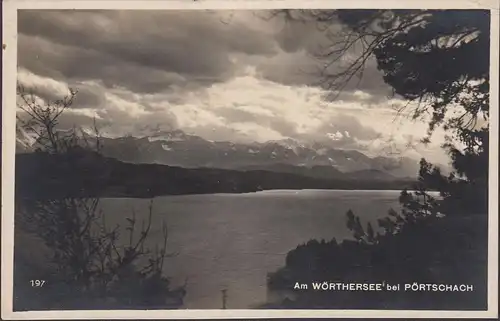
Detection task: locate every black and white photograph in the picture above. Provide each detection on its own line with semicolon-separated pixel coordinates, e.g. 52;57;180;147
1;0;499;319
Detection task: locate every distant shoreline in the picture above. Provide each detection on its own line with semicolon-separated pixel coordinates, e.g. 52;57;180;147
88;188;442;200
15;152;424;200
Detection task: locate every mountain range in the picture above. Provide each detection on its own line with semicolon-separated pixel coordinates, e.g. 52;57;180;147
16;128;422;180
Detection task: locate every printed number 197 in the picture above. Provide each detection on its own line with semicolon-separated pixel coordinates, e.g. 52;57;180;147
30;280;45;287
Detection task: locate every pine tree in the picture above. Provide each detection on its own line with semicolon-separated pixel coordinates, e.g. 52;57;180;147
265;9;491;309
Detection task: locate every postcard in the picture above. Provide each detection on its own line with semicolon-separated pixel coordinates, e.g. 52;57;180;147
2;0;498;319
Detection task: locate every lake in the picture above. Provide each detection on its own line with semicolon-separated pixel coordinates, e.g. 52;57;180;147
99;189;409;309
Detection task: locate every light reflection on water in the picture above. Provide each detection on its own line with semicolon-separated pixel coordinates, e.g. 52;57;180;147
99;189;430;309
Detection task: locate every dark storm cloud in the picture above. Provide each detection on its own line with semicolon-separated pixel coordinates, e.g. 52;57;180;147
18;34;188;94
17;9;391;98
272;12;332;55
72;84;107;109
254;10;392;98
253;48;391;99
18;10;278;94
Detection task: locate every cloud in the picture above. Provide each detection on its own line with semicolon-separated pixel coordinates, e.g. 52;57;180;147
17;68;179;137
15;9;450;164
145;69;421;147
18;10;394;99
17;67;70;101
19;34;195;94
322;114;380;141
18;10;278;94
247;10;393;98
72;83;107;109
18;67;107;109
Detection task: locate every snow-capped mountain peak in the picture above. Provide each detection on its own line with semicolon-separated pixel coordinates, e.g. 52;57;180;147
15;128;422;177
147;129;188;142
16;125;38;152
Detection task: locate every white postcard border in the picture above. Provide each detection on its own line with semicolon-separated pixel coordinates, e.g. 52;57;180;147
2;0;498;319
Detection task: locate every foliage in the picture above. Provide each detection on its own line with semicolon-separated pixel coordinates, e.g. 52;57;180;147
264;9;489;309
14;86;185;310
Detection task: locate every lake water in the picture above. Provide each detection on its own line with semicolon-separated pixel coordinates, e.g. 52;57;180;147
99;189;408;309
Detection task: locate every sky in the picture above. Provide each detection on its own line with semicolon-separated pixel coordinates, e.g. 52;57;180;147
16;9;450;164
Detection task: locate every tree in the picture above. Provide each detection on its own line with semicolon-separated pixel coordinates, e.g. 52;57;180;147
14;86;186;310
263;9;490;309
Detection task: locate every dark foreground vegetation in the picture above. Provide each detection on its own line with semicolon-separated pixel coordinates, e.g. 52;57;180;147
264;191;488;309
14;88;186;311
262;9;490;310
